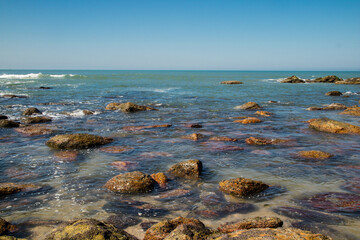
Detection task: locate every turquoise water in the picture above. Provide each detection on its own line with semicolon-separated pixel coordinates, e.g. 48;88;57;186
1;70;360;239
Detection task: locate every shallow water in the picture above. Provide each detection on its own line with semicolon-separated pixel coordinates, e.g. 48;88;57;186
1;70;360;239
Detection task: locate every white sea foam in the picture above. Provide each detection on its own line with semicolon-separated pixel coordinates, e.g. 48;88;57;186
0;73;80;79
263;78;285;82
343;91;359;95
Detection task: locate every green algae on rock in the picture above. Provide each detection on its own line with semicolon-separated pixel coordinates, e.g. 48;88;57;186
219;177;269;197
46;133;113;149
104;171;155;193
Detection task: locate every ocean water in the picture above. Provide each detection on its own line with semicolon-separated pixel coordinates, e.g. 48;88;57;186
0;70;360;239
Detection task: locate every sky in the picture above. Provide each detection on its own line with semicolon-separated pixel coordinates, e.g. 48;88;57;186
0;0;359;70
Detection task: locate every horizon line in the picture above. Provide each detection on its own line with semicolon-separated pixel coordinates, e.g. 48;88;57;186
0;69;360;72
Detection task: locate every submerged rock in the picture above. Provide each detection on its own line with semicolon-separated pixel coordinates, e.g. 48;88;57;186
340;106;360;116
100;146;134;153
0;218;17;235
168;159;202;179
245;136;289;145
297;150;333;159
53;151;78;162
312;75;342;83
325;91;342;96
218;217;283;233
308;118;360;134
0;182;40;197
45;218;137;240
281;75;305;83
221;81;243;84
110;161;139;171
185;123;203;128
105;102;157;112
106;214;141;229
233;117;262;124
208;136;238;142
22;107;41;116
104;171;155;193
0;120;20;128
15;125;56;136
194;202;256;219
2;95;27;98
255;111;272;117
22;116;52;124
123;124;171;131
307;103;347;111
46;133;113;149
341;178;360;194
219;177;269;197
182;133;205;141
156;189;191;200
234;102;261;110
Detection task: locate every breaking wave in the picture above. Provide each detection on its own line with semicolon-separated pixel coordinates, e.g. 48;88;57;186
0;73;84;79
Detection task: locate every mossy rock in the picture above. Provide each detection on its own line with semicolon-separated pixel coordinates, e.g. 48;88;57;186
219;177;269;197
105;102;157;112
168;160;202;179
104;171;155;193
46;134;113;149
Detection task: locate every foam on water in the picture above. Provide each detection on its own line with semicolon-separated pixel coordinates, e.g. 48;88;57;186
0;73;81;79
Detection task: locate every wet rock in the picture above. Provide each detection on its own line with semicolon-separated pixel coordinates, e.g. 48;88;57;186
307;107;324;111
106;213;141;229
308;118;360;134
2;95;27;98
335;77;360;85
219;177;269;197
151;173;168;187
104;171;155;193
200;193;225;207
46;133;113;149
100;146;134;153
297;150;333;159
221;81;243;84
82;110;94;115
123;124;171;131
141;222;158;231
312;75;342;83
45;218;137;240
255;111;272;117
209;136;238;142
218;217;283;233
291;221;353;240
185;123;203;128
182;133;205;141
340;106;360;116
234;102;261;110
273;206;345;224
39;86;52;89
323;103;347;110
198;202;256;219
53;151;78;162
105;102;157;112
208;227;331;240
281;75;305;83
0;115;8;120
0;120;20;128
300;192;360;213
111;161;139;171
5;167;39;180
155;189;191;200
168;159;202;179
0;218;17;235
15;125;56;136
22;107;41;116
325;91;342;96
0;182;40;197
144;217;209;240
209;145;244;152
341;178;360;194
245;136;288;145
22;116;52;124
233;117;262;124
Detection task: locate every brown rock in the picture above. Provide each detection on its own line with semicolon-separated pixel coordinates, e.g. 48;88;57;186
22;107;41;116
219;177;269;197
168;159;202;179
54;151;78;162
82;110;94;115
123;124;171;131
156;189;191;200
182;133;205;141
22;116;52;124
255;111;272;117
0;183;39;197
325;91;342;96
15;125;56;136
245;137;288;145
218;217;283;233
185;123;203;128
235;102;261;110
46;133;113;149
151;173;168;187
312;75;342;83
335;77;360;85
308;118;360;134
298;150;333;159
340;106;360;116
323;103;347;110
111;161;139;171
0;115;8;120
0;218;17;235
100;146;134;153
105;102;157;112
221;81;243;84
281;75;305;83
104;171;154;193
2;94;27;98
0;120;20;128
234;117;262;124
209;136;238;142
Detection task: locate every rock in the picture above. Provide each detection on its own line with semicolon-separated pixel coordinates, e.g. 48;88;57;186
245;137;288;145
1;95;27;98
297;150;333;159
300;192;360;213
208;136;238;142
325;91;342;96
185;123;203;128
168;159;202;179
22;107;41;116
233;117;262;124
0;115;8;120
0;236;25;240
218;217;283;233
53;151;78;162
155;189;191;200
123;124;171;131
323;103;347;110
221;81;243;84
234;102;261;110
335;77;360;85
340;106;360;116
281;75;305;83
0;120;20;128
82;110;94;115
100;146;134;153
45;218;137;240
104;171;155;193
195;203;256;219
0;218;17;235
140;152;173;158
46;133;113;149
209;145;244;152
105;102;157;112
255;111;272;117
312;75;342;83
219;177;269;197
308;118;360;134
106;214;141;229
144;217;209;240
111;161;139;171
39;86;52;89
15;125;56;136
341;178;360;194
151;173;168;187
182;133;205;141
307;107;324;111
0;182;39;197
141;222;158;231
22;116;52;124
209;227;331;240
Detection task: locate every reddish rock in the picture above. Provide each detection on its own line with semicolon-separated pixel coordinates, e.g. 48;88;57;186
209;136;238;142
168;160;202;179
100;146;134;153
155;189;191;200
219;177;269;197
308;118;360;135
151;173;168;187
210;145;244;152
245;137;289;145
297;150;334;159
255;111;272;117
234;117;262;124
340;106;360;116
111;161;139;171
15;125;56;136
234;102;261;110
0;183;40;197
54;151;79;162
341;178;360;194
106;102;157;112
218;217;283;233
46;133;113;149
5;167;39;180
104;171;154;193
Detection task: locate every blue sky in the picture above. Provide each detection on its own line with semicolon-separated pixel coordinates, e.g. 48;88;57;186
0;0;359;70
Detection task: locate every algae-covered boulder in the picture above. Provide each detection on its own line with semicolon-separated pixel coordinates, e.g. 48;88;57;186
22;116;52;124
220;81;243;84
46;133;113;149
297;150;333;159
104;171;155;193
0;120;19;128
308;118;360;135
22;107;41;116
219;177;269;197
218;217;283;233
168;160;202;179
105;102;157;112
313;75;342;83
234;102;261;110
144;217;210;240
281;75;305;83
325;91;342;96
45;218;137;240
0;182;40;197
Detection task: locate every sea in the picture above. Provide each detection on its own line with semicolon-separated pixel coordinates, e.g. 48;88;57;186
0;70;360;239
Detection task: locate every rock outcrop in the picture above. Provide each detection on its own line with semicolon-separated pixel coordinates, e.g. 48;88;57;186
312;75;342;83
234;102;261;110
281;76;305;83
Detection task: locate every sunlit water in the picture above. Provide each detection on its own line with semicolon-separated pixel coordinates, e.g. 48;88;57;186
1;70;360;239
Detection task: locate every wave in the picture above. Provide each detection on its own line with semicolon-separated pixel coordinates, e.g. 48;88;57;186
0;73;84;79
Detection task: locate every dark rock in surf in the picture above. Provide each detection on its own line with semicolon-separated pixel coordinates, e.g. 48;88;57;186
325;91;342;96
281;75;305;83
22;107;41;116
0;120;19;128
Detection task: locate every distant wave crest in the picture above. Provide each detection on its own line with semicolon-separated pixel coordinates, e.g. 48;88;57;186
0;73;84;79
